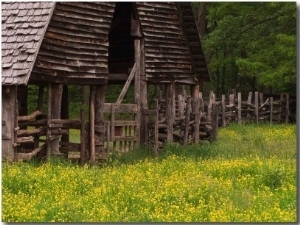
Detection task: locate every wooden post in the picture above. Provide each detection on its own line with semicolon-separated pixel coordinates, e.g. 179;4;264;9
2;86;18;161
247;92;252;121
259;93;264;106
279;93;283;122
50;83;63;155
211;102;219;142
165;82;175;143
95;84;106;158
255;91;259;124
134;38;141;148
221;94;226;127
270;97;273;125
207;90;214;124
285;94;290;124
110;104;116;151
191;85;200;143
237;92;242;124
183;97;191;146
46;83;52;159
89;85;96;164
140;38;148;146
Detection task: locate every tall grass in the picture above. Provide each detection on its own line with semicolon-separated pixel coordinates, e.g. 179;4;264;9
2;124;297;222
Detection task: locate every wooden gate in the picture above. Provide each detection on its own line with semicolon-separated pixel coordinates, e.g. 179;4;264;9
89;102;139;163
104;103;139;153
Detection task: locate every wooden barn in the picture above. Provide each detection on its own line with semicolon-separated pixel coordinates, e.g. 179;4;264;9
2;2;210;163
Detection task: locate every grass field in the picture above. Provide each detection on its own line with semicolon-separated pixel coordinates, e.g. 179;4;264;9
2;124;297;222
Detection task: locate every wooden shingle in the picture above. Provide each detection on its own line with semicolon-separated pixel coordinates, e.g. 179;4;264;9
2;1;55;85
2;2;210;85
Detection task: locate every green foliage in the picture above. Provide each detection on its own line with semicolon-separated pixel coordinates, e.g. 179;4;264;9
201;2;296;95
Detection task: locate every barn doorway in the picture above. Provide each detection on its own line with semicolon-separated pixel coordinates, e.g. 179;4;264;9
108;2;135;75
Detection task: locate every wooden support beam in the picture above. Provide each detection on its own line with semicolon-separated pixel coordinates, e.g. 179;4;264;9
95;84;106;158
50;83;63;155
89;85;96;164
165;82;175;143
116;63;137;105
140;38;147;146
183;97;191;146
46;83;52;159
134;38;141;148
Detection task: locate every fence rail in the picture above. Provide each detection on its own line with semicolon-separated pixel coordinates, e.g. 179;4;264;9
146;91;296;152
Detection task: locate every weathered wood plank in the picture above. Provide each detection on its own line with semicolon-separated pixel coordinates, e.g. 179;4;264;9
116;63;137;104
15;144;46;161
104;103;138;113
89;86;96;164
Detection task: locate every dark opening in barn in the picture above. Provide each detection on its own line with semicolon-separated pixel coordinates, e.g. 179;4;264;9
108;2;135;75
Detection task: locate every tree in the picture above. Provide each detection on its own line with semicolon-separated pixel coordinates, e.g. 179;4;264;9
198;2;296;96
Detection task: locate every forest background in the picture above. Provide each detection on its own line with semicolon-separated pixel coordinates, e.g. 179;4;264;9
27;2;297;118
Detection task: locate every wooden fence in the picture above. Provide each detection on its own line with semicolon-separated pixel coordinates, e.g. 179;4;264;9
145;91;296;152
145;93;220;153
13;90;295;161
214;91;295;126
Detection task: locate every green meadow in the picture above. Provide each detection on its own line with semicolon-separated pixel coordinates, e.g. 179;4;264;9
2;124;297;222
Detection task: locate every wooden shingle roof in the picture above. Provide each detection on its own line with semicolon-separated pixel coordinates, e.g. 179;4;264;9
2;2;55;85
2;2;210;86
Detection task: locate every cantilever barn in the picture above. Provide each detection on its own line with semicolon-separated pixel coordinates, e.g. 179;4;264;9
2;2;210;163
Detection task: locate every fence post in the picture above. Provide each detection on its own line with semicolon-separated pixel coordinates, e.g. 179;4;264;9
237;92;242;124
285;94;290;124
221;94;226;127
270;97;273;125
247;92;252;121
260;93;264;106
279;94;284;122
207;90;214;124
211;102;219;142
255;92;259;124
